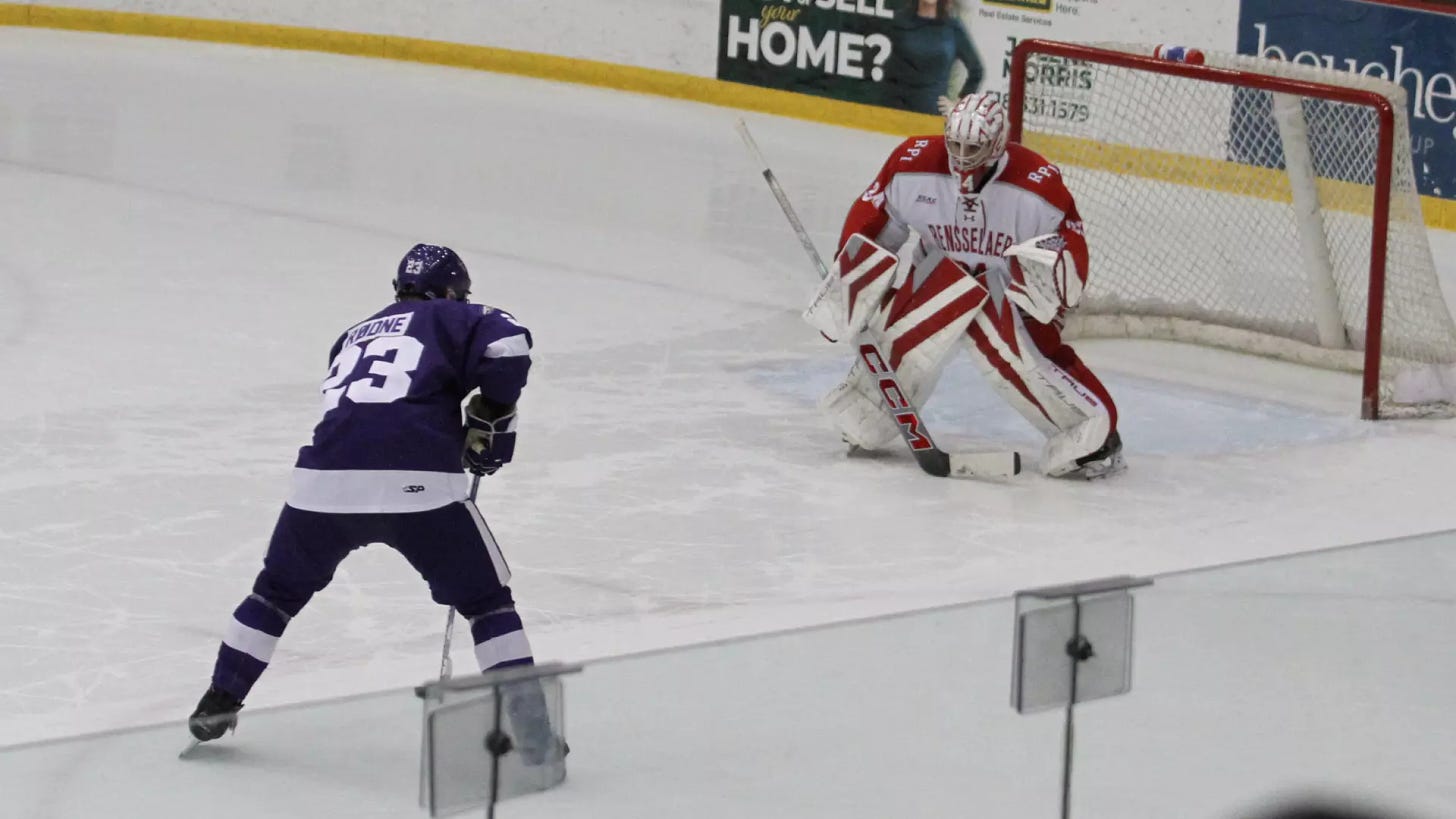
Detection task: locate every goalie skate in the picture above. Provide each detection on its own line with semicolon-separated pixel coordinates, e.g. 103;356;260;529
1055;431;1125;480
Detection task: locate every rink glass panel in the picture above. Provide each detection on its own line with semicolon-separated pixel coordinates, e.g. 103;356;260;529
1;532;1453;818
1069;531;1456;818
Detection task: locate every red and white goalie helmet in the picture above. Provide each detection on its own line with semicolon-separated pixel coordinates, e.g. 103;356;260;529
944;92;1008;195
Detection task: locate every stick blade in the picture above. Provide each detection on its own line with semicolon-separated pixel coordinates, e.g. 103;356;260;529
912;449;951;477
947;450;1021;480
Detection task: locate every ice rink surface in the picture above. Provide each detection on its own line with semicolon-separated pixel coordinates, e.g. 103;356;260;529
3;26;1456;775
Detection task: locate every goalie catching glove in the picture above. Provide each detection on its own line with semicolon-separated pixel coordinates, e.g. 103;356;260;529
1003;233;1085;324
463;394;517;476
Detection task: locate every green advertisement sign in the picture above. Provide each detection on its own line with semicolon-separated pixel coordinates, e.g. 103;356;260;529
717;0;988;115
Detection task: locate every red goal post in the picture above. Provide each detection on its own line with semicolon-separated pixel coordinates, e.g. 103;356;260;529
1006;39;1456;419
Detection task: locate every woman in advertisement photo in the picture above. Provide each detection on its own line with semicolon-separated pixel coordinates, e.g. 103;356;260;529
880;0;985;114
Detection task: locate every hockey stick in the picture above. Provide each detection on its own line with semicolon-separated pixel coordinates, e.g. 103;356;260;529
734;118;861;344
734;119;1020;480
734;119;833;285
856;342;1020;479
439;609;456;680
439;472;483;680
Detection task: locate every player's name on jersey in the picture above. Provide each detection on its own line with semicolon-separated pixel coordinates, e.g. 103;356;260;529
341;312;415;349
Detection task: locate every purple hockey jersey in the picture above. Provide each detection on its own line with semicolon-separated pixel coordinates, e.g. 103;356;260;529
287;299;531;513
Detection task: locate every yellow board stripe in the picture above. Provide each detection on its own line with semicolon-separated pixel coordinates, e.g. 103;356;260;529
2;3;1452;230
0;3;938;136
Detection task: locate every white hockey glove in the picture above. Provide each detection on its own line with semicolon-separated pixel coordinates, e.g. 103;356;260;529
936;95;956;116
1003;233;1084;325
802;234;900;343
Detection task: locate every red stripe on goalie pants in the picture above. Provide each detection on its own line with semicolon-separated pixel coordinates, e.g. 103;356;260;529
967;319;1057;426
989;298;1022;359
1023;319;1119;432
888;287;988;369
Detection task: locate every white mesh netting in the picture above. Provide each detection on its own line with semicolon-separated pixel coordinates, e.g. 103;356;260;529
1017;42;1456;416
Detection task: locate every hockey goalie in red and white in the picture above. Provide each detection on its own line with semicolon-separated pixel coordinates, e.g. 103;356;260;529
814;92;1123;478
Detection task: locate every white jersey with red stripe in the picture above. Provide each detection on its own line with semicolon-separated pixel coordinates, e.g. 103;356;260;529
839;137;1088;292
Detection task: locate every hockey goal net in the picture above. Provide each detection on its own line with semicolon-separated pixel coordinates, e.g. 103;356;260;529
1008;39;1456;418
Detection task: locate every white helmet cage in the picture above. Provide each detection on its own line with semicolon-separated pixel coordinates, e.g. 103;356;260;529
944;93;1009;191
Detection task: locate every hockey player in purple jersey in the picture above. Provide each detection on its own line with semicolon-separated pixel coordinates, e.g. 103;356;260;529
189;245;551;755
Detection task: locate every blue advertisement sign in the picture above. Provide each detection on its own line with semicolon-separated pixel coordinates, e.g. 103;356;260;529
1237;0;1456;205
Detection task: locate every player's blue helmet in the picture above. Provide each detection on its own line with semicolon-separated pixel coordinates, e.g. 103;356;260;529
394;244;472;301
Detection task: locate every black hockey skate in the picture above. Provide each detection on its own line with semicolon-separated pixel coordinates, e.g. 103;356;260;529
188;685;244;742
1062;431;1124;480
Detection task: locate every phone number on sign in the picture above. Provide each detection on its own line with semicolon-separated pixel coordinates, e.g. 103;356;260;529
1024;96;1089;123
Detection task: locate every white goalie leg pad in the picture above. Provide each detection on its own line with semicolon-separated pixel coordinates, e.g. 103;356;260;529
964;302;1111;474
1041;413;1112;478
802;234;900;342
821;355;943;450
822;255;989;450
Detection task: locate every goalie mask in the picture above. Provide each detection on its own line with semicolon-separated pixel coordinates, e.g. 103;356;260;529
944;93;1008;197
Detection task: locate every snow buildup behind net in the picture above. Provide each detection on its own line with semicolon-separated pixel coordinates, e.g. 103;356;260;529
1017;41;1456;417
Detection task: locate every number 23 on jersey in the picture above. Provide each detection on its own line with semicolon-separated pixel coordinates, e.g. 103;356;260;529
320;335;424;413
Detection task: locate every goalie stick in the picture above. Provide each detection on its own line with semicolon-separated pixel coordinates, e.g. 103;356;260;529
734;119;1020;480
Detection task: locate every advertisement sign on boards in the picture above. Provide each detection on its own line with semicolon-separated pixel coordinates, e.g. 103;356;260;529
716;0;1127;114
1237;0;1456;201
717;0;991;114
